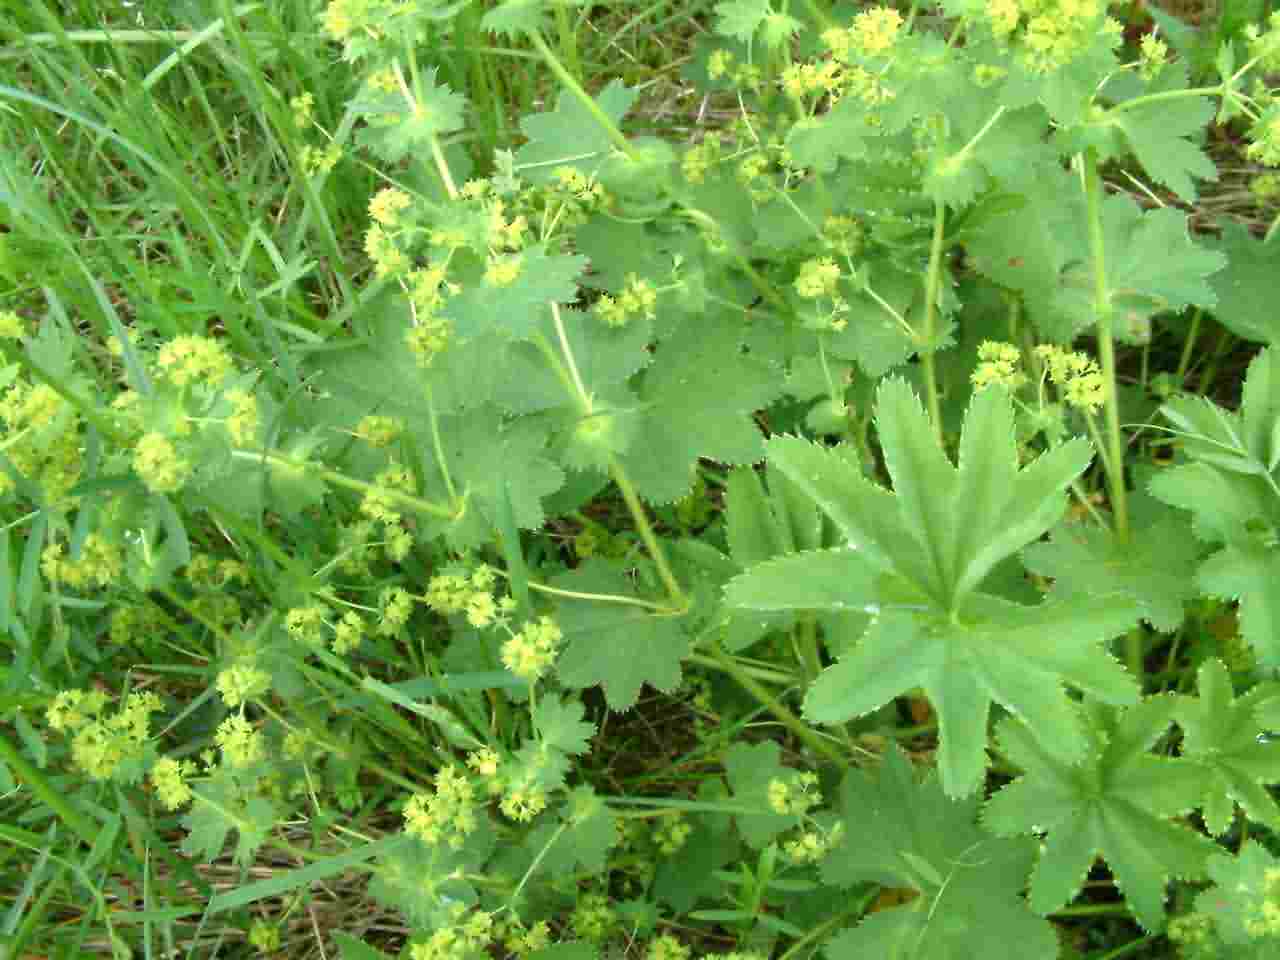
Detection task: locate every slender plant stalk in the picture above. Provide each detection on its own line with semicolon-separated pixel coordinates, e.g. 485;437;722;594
1080;149;1130;544
920;198;948;446
709;642;846;765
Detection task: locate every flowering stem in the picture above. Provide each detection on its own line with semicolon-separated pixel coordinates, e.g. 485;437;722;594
526;579;676;613
539;305;687;610
508;821;568;909
229;449;460;521
528;30;636;159
1079;149;1130;544
920;198;947;446
708;641;846;766
609;460;688;610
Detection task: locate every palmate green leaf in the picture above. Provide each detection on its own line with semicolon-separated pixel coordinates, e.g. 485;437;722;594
1112;96;1218;203
368;827;494;929
553;560;691;710
1194;842;1280;947
443;245;587;340
418;406;564;551
1054;196;1226;343
964;168;1085;342
1197;543;1280;669
181;772;280;869
513;79;638;185
820;746;1056;960
983;698;1218;932
352;68;466;163
723;741;795;849
532;695;595;756
1174;658;1280;835
727;379;1134;796
1022;494;1202;633
827;260;921;378
1203;221;1280;344
1150;347;1280;665
482;0;585;38
615;315;784;504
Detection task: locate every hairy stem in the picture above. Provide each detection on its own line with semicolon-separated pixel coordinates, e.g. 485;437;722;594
1080;149;1130;543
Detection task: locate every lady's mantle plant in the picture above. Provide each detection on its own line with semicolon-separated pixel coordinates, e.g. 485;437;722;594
6;0;1280;958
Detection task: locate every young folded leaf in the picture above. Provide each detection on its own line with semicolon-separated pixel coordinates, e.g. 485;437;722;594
725;379;1142;797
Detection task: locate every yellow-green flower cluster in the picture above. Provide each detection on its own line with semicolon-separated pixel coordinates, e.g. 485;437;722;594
1244;866;1280;937
186;554;251;590
648;935;690;960
300;142;342;177
0;380;83;502
404;765;479;848
150;756;196;810
248;920;281;954
426;565;509;628
653;814;692;855
822;215;864;257
1247;110;1280;168
767;771;822;816
499;777;548;822
376;585;415;635
353;414;404;447
971;340;1027;391
332;610;367;655
681;134;723;185
500;920;552;958
406;314;453;368
215;714;264;768
486;198;530;252
551;165;606;208
845;6;905;58
410;909;494;960
1034;344;1106;412
781;60;844;100
110;602;167;646
998;0;1121;75
500;616;563;682
40;534;123;591
156;335;233;388
594;273;658;328
360;463;415;524
794;257;842;299
1138;33;1169;80
0;309;23;339
784;821;845;864
46;689;162;782
364;223;409;278
285;603;330;646
571;893;616;942
133;432;192;494
484;253;524;288
224;389;259;446
1246;12;1280;73
216;662;271;708
369;186;412;227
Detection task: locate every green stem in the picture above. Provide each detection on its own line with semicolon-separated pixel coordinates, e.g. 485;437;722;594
1174;307;1201;384
920;198;948;446
794;617;822;686
609;460;688;610
229;449;459;520
686;652;798;687
1080;149;1129;543
708;642;846;766
527;30;635;158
